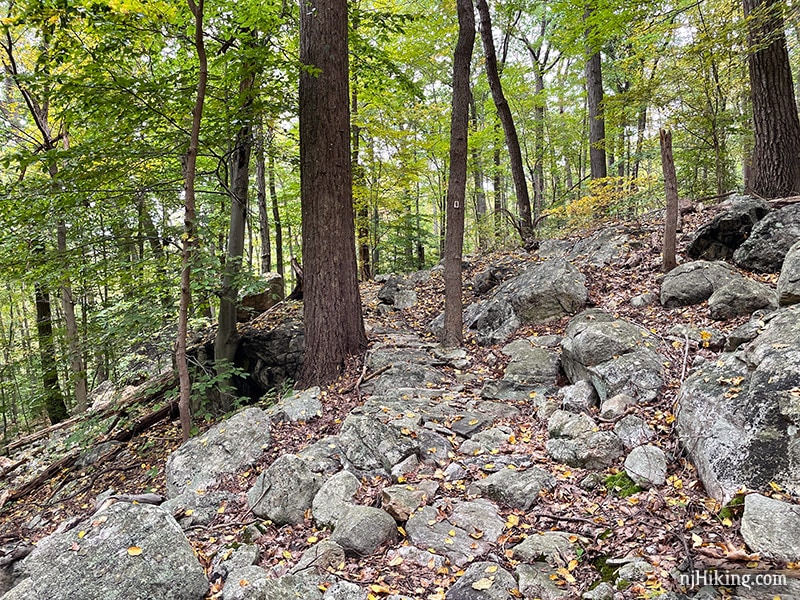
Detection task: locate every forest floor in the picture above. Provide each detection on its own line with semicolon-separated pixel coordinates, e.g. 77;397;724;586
0;204;787;598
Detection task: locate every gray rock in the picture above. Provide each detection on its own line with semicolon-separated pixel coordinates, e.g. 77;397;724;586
291;541;345;575
221;565;271;600
460;426;514;455
298;436;345;475
708;277;777;320
393;290;418;310
630;292;658;308
565;226;633;267
616;559;654;583
445;561;517;600
165;407;271;498
330;506;397;556
687;197;769;261
516;562;570;600
668;324;725;349
660;261;740;308
469;466;555;510
740;493;800;561
558;380;599;412
624;445;667;488
512;532;575;565
778;240;800;305
406;506;493;566
676;306;800;501
247;454;321;525
724;315;768;351
449;499;505;543
7;502;207;600
734;204;800;272
582;582;615;600
599;393;635;420
560;310;663;402
381;482;438;521
546;431;624;470
267;387;323;422
210;543;259;582
312;470;361;528
613;415;654;449
323;581;367;600
548;410;597;439
240;319;305;390
161;490;236;529
377;276;403;304
385;546;446;570
500;340;561;386
338;413;419;475
461;259;587;345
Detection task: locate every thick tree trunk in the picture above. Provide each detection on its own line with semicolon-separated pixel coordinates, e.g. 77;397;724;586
177;0;208;440
660;129;678;272
743;0;800;198
476;0;533;241
34;281;67;424
298;0;367;386
585;6;607;181
442;0;475;348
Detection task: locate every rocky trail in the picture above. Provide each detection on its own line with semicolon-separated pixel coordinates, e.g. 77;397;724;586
3;197;800;599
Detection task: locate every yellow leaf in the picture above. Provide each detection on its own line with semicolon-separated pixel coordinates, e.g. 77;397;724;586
472;577;494;590
77;531;86;539
691;533;703;548
722;517;733;527
485;564;498;573
469;419;479;425
307;536;318;543
369;583;392;593
239;579;250;587
283;550;293;559
505;514;519;528
127;546;143;556
444;538;454;545
184;509;194;516
769;481;784;492
388;555;404;566
448;530;456;537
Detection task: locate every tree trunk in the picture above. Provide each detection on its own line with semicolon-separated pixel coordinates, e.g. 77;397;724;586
469;92;487;250
256;122;271;274
476;0;533;241
215;65;255;407
298;0;367;386
177;0;208;440
442;0;475;348
57;221;87;413
585;7;607;180
34;280;68;424
660;129;678;272
743;0;800;198
267;132;284;281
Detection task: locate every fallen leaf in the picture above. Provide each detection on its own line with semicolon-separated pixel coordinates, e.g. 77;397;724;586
472;577;494;590
127;546;143;556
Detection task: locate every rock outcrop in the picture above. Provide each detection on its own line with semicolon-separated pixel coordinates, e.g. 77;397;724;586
733;204;800;272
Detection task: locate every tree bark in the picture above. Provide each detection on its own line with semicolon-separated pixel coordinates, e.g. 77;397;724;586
57;221;87;413
256;122;271;274
177;0;208;440
476;0;533;241
298;0;367;385
34;280;68;424
268;131;284;280
743;0;800;198
660;129;678;272
442;0;475;348
585;7;607;180
215;64;255;408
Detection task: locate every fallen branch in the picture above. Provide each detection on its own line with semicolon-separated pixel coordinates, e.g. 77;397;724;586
340;364;392;394
2;449;81;507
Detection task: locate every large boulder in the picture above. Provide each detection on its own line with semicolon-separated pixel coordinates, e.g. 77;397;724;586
445;561;517;600
560;310;663;402
238;318;304;390
740;493;800;561
778;240;800;306
4;502;207;600
687;197;769;260
237;272;284;321
165;407;271;498
676;306;800;501
734;204;800;272
330;506;398;556
454;259;587;345
480;339;560;402
707;277;777;320
660;261;740;308
469;466;556;510
247;454;322;524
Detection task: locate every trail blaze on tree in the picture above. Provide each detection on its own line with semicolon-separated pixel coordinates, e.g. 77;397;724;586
298;0;367;385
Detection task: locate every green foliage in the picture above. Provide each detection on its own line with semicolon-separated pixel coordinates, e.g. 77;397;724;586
604;471;643;498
